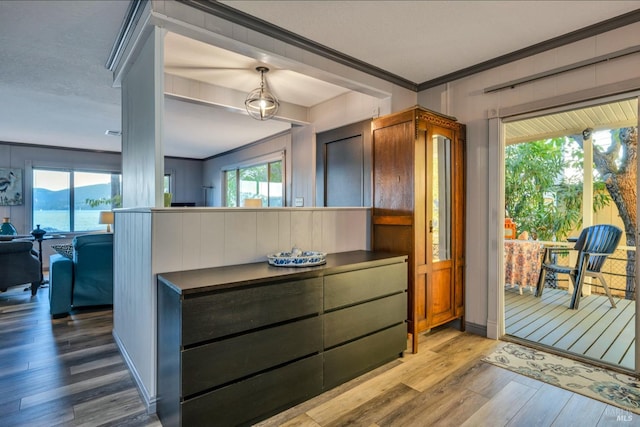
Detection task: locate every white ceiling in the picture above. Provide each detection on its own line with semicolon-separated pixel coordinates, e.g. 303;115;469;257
1;1;639;159
506;98;639;145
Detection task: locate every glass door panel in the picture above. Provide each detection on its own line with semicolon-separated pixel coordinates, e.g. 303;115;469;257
431;134;452;262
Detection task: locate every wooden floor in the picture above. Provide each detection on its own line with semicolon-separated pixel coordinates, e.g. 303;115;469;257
0;284;161;427
505;287;636;371
1;284;635;427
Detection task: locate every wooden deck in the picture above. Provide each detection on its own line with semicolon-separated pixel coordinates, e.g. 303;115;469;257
505;287;636;371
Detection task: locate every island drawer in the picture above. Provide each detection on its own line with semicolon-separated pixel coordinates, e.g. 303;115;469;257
182;354;322;427
182;316;321;396
324;323;406;389
323;292;406;349
182;277;322;345
324;262;407;310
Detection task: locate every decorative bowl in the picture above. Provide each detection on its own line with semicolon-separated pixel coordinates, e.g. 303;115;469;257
267;250;326;267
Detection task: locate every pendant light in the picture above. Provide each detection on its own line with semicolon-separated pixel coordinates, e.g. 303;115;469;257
245;66;279;121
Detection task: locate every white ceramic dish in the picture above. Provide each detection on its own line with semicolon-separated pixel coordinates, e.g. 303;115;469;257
267;250;326;267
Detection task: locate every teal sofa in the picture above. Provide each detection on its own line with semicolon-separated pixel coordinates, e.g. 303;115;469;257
49;233;113;317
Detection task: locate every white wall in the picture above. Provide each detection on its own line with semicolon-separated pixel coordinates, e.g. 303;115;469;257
115;26;166;410
152;207;370;273
291;125;316;208
121;28;165;209
418;21;640;333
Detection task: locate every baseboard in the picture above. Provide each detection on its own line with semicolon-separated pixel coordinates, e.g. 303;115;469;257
465;321;488;337
113;330;157;414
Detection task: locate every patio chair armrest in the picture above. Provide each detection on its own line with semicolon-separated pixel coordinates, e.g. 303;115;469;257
581;251;611;257
545;246;574;254
541;246;574;264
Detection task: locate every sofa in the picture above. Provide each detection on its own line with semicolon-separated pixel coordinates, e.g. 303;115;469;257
0;240;41;295
49;233;113;317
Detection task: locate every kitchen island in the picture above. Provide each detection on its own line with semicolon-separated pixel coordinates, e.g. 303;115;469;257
156;250;408;427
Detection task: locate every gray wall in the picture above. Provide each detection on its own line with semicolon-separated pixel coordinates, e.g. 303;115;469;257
418;20;640;337
0;142;121;234
203;131;293;207
0;142;203;235
165;156;205;205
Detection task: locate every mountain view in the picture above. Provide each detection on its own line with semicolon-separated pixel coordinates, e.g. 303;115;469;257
33;183;116;210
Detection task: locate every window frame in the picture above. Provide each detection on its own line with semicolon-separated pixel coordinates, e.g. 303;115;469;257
32;167;122;233
223;152;285;207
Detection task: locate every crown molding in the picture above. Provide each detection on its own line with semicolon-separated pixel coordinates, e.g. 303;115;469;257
418;8;640;90
177;0;418;91
113;2;640;95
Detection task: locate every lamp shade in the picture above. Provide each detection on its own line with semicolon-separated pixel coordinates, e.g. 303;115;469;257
243;198;263;208
99;211;114;232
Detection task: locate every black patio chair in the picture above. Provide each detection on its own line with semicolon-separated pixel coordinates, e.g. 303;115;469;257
536;224;623;309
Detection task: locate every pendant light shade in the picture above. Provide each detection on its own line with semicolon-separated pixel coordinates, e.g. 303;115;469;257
245;66;279;121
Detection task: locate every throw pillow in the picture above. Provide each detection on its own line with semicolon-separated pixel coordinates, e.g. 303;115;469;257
51;243;73;259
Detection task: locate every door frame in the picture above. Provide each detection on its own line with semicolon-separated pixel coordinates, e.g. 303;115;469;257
487;92;640;374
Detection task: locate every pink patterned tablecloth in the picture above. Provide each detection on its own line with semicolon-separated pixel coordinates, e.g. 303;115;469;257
504;240;544;292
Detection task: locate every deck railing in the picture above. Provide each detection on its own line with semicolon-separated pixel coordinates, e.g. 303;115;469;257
539;241;636;301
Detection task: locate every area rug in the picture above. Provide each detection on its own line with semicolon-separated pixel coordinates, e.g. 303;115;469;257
483;342;640;414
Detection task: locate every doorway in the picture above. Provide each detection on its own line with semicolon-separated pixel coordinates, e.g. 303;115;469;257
501;96;638;372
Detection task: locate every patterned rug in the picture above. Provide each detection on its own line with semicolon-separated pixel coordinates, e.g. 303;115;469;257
483;342;640;414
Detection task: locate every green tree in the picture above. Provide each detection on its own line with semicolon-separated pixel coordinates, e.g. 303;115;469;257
570;127;637;299
505;137;610;241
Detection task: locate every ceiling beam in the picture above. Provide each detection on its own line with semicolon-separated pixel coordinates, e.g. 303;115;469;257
164;74;310;124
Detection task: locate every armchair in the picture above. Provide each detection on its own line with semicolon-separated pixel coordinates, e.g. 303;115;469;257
49;233;113;317
536;224;622;309
0;240;41;295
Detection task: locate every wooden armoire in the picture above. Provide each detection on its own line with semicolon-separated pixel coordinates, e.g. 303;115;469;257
372;106;466;352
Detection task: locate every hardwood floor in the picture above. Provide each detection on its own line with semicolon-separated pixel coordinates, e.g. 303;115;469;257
1;283;636;426
0;284;160;427
258;328;638;427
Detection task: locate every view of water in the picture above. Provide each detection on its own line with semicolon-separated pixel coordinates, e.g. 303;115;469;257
33;210;107;233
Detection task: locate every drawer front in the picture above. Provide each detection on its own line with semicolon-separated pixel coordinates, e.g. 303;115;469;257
324;323;406;390
324;292;406;349
324;262;407;310
182;354;322;427
182;277;322;345
182;316;322;397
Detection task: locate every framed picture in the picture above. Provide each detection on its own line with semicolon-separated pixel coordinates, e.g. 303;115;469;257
0;168;23;206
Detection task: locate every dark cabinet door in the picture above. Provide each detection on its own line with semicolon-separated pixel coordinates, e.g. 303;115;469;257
326;135;363;206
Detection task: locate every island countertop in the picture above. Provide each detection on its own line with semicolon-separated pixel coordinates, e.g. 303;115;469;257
157;250;407;295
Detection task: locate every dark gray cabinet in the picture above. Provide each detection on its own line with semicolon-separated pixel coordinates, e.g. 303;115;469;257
157;251;407;427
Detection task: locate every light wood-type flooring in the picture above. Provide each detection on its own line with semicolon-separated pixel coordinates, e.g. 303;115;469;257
505;287;635;371
1;283;636;426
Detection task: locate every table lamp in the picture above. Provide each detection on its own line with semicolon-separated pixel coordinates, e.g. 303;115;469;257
243;198;263;208
99;211;114;232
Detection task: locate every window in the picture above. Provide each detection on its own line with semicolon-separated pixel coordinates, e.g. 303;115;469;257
224;160;283;207
164;174;171;194
33;169;122;232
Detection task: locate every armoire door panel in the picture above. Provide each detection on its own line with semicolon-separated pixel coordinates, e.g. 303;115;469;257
373;122;414;216
430;265;454;326
372;106;465;352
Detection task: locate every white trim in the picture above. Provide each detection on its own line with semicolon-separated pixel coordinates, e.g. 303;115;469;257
487;117;505;340
113;330;156;413
499;82;640;121
221;150;285;172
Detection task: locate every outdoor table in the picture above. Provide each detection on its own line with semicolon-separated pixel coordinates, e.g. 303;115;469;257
504;239;545;294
